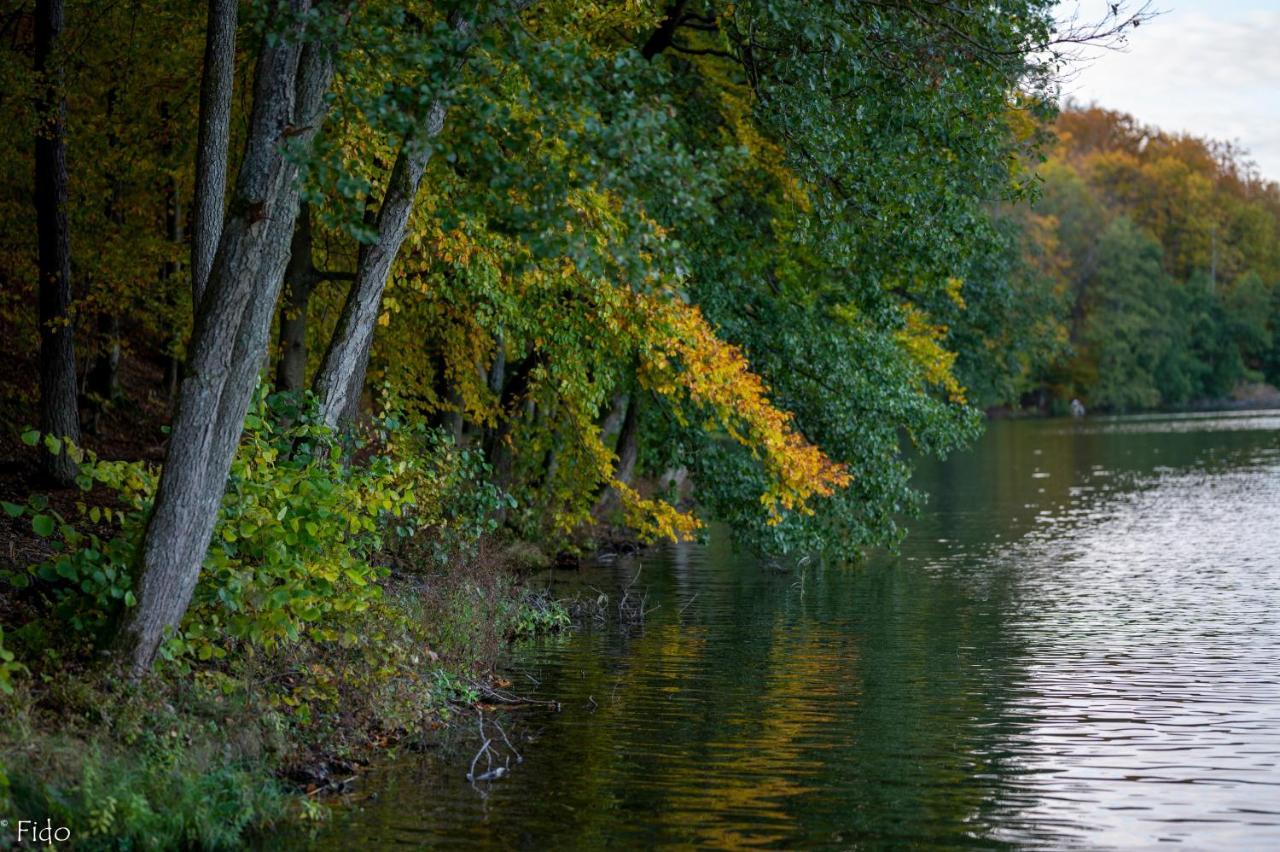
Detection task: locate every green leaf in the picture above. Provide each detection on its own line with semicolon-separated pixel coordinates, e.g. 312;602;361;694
31;514;55;537
2;502;22;518
20;429;39;447
124;590;137;607
42;434;62;455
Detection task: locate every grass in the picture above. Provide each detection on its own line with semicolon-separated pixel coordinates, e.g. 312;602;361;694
0;540;569;850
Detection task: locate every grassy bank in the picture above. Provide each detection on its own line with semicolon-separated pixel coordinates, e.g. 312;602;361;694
0;547;572;850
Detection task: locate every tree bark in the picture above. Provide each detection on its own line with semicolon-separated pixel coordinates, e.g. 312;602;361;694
275;203;316;393
190;0;237;306
86;313;120;433
117;5;337;675
641;1;689;59
311;97;449;428
159;161;185;408
599;392;628;440
88;90;126;432
485;352;537;498
427;349;465;442
34;0;81;485
594;392;642;517
312;11;478;430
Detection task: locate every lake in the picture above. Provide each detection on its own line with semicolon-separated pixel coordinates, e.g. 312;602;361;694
294;410;1280;848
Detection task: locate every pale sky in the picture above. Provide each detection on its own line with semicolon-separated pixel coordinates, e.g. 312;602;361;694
1057;0;1280;181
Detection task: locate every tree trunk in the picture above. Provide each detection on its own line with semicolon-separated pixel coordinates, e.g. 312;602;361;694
641;1;689;59
116;7;336;675
311;98;448;428
275;203;316;393
34;0;80;485
594;392;642;517
86;313;120;433
190;0;237;306
88;90;125;432
485;352;537;500
427;350;465;443
599;392;628;440
312;12;476;430
159;165;185;409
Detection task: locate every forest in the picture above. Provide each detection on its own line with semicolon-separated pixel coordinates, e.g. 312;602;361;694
0;0;1276;847
988;106;1280;413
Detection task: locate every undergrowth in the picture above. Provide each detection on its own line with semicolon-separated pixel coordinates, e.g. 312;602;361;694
0;388;565;849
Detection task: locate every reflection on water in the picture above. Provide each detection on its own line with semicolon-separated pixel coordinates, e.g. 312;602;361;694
295;411;1280;849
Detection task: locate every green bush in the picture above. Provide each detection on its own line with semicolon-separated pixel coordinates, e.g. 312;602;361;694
2;387;516;668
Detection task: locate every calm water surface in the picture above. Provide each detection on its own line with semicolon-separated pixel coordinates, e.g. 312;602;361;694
298;411;1280;849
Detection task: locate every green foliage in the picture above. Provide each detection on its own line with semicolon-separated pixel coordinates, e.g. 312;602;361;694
375;402;516;568
4;389;516;666
1026;107;1280;410
512;595;572;639
0;674;290;851
0;627;25;695
179;391;414;659
1082;218;1173;411
1;441;151;639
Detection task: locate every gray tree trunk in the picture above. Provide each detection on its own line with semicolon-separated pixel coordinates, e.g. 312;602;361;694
34;0;81;485
190;0;237;306
311;99;448;428
275;203;317;393
117;5;336;675
312;12;478;430
599;393;628;441
594;393;642;517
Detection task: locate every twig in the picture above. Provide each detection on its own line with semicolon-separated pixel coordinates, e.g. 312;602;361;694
491;717;523;764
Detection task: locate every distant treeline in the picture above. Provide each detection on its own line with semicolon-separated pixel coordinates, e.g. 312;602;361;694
969;106;1280;413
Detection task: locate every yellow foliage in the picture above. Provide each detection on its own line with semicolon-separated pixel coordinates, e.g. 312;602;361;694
895;305;966;404
635;293;850;522
616;481;702;542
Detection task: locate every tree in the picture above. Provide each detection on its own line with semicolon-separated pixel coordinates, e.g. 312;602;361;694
1081;217;1171;410
190;0;237;306
117;2;338;674
33;0;81;485
1025;106;1280;410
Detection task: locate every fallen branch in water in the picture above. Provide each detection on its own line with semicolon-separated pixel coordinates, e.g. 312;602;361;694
468;678;561;709
465;708;524;786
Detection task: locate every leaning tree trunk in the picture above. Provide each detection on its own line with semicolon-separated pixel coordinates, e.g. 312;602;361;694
310;99;448;428
312;12;477;430
116;7;336;675
190;0;237;306
34;0;81;485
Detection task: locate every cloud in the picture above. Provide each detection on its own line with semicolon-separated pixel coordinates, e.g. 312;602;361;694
1061;2;1280;180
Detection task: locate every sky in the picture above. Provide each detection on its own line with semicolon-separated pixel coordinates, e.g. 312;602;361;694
1057;0;1280;181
